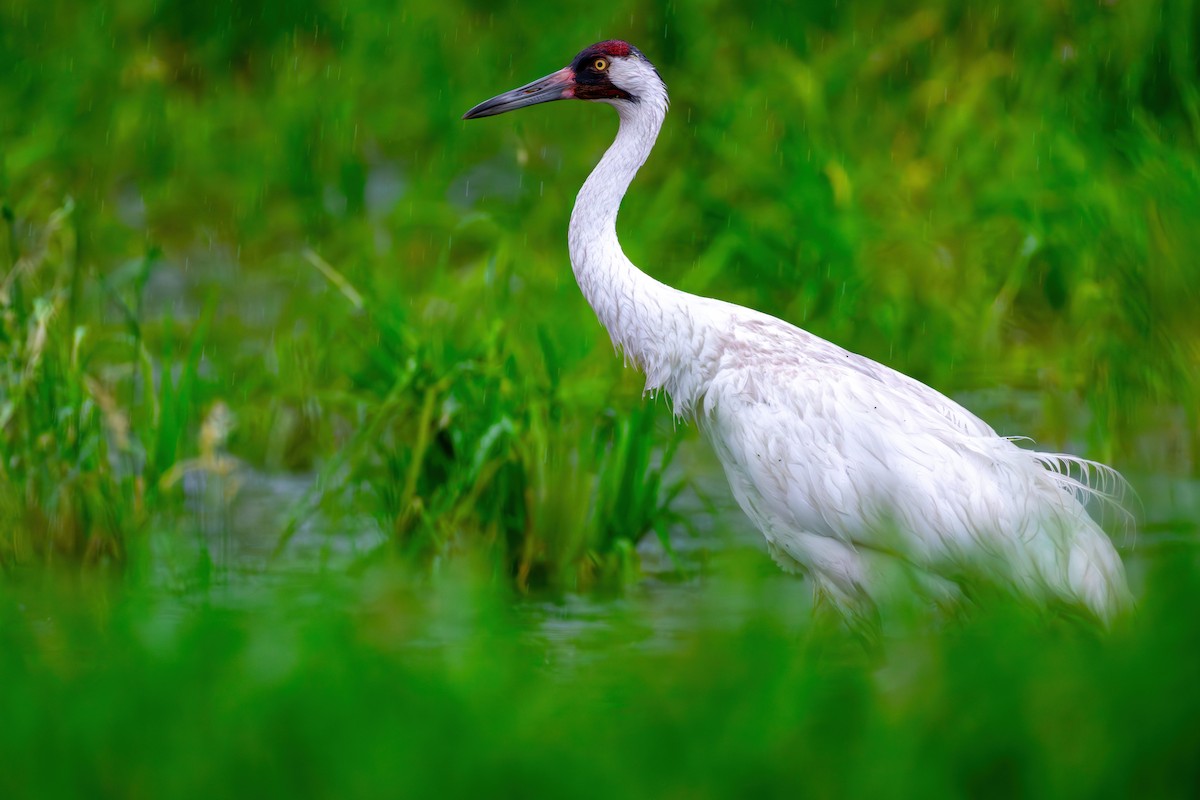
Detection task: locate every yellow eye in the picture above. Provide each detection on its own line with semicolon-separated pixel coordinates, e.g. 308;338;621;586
593;57;609;71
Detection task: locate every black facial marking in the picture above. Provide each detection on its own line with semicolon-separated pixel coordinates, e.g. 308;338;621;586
569;43;638;102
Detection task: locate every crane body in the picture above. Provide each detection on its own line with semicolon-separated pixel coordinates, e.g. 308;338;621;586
464;41;1130;621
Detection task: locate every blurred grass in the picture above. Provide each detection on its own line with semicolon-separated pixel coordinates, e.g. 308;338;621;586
1;549;1199;798
2;1;1200;794
3;0;1199;573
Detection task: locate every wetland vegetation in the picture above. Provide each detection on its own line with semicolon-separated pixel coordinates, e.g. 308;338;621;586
2;0;1198;796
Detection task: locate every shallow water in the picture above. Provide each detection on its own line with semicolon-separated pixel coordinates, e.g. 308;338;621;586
153;434;1200;663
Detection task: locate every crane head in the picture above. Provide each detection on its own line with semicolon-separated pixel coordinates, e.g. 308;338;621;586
463;40;664;120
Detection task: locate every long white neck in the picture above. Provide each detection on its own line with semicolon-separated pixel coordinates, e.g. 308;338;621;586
568;90;711;412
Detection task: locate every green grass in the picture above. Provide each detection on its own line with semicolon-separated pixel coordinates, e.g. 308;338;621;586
1;0;1199;795
2;551;1200;798
3;0;1197;573
4;0;1199;570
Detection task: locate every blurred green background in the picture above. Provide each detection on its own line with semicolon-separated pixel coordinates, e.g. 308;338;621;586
2;0;1199;796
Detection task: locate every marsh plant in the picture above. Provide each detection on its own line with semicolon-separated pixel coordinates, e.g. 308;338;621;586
0;1;1198;793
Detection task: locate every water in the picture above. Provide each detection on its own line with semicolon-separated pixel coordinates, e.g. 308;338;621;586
157;434;1200;661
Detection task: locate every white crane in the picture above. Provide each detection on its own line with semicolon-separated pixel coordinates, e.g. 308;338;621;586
464;40;1131;622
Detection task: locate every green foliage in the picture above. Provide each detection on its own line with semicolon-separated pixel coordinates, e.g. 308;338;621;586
0;201;130;561
2;1;1193;575
1;1;1199;792
2;0;1198;575
1;549;1199;798
0;199;221;563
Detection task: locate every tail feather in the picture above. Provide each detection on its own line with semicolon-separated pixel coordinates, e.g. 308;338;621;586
1067;527;1133;622
1030;451;1135;532
1011;442;1135;621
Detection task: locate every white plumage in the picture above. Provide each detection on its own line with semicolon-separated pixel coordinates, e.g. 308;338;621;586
465;41;1131;621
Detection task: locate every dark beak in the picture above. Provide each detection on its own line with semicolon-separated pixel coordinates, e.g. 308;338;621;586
462;67;575;120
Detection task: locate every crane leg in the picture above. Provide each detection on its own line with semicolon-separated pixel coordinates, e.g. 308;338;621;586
768;533;880;631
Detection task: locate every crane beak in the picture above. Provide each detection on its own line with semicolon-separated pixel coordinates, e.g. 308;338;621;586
462;67;575;120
